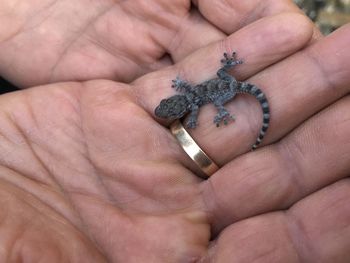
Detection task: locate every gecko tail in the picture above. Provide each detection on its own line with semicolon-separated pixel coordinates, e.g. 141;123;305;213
237;82;270;150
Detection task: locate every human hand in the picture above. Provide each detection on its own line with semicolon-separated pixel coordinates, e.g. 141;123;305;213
0;8;350;261
0;0;306;87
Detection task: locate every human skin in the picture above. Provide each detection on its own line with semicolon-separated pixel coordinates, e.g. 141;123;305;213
0;0;309;88
0;1;350;263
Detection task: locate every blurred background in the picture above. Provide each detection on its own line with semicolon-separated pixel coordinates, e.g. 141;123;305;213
294;0;350;34
1;0;350;95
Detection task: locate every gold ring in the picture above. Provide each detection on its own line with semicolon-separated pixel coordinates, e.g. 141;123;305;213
170;120;219;177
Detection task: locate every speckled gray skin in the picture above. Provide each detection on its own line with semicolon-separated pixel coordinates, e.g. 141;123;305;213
155;52;270;150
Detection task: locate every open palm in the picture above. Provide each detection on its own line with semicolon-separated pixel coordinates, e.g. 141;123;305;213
0;0;307;88
1;6;350;261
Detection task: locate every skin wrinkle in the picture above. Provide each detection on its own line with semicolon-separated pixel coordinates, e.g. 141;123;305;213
96;7;140;51
2;120;80;225
238;1;266;29
0;88;108;235
76;85;182;211
0;165;53;195
219;155;275;217
32;145;116;257
303;44;346;100
92;160;148;208
9;197;100;262
277;139;309;204
121;0;185;45
287;201;329;263
21;93;41;132
237;157;281;209
321;194;350;223
0;0;70;45
9;214;33;262
179;13;225;57
204;0;243;31
0;113;22;150
283;179;350;263
0;171;84;238
250;247;281;263
48;134;114;201
196;0;304;35
278;97;350;199
0;114;38;177
0;182;61;261
101;161;164;211
23;0;61;26
101;173;148;210
201;178;229;228
74;146;110;210
75;36;115;63
73;152;121;213
49;3;117;82
8;183;65;229
167;11;197;57
0;22;22;44
0;0;37;43
5;111;60;189
276;100;345;208
232;217;283;262
84;5;167;79
72;85;119;205
19;3;57;34
201;152;281;233
158;9;192;56
283;210;311;263
136;29;170;71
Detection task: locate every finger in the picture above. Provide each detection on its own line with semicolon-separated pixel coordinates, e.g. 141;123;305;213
201;95;350;233
166;10;226;62
202;22;350;162
141;21;349;169
136;12;313;101
204;179;350;263
246;23;350;148
193;0;316;35
134;13;312;166
170;0;322;62
136;12;313;93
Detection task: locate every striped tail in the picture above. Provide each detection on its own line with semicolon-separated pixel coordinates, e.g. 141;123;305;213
237;82;270;150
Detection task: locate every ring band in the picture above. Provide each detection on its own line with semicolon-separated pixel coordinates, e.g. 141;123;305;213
170;120;219;177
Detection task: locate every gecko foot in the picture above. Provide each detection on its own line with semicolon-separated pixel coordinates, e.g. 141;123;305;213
221;52;243;68
171;76;191;92
185;118;198;129
214;112;235;127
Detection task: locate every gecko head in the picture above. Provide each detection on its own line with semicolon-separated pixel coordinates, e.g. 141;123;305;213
155;95;190;119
